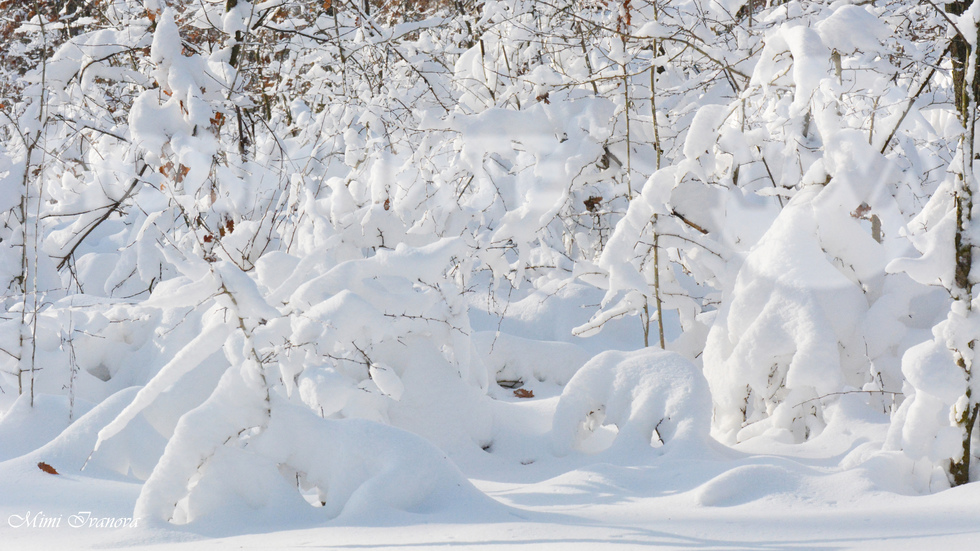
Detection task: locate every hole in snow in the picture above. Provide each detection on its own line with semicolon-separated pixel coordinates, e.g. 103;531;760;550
287;467;326;508
576;423;618;454
300;491;326;507
86;364;111;382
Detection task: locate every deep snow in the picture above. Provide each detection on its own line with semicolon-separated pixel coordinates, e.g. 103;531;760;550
3;370;980;550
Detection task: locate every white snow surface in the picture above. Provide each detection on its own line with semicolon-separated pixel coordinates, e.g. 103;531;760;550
2;387;980;549
0;259;971;550
2;342;979;549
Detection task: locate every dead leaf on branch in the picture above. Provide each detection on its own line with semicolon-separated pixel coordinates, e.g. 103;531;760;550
584;196;602;213
851;202;872;219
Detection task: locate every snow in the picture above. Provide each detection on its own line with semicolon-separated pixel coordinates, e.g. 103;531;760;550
550;348;711;456
901;339;965;405
816;5;890;54
93;318;232;449
3;386;980;549
2;0;979;547
703;186;871;443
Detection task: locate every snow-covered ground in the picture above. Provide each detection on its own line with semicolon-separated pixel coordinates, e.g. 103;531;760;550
0;284;974;550
3;381;979;550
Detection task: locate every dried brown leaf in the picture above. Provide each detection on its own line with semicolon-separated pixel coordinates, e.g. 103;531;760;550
584;196;602;213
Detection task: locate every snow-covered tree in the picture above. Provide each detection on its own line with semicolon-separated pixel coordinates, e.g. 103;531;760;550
885;0;980;487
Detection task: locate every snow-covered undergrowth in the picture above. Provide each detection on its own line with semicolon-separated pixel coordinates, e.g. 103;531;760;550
1;0;980;546
551;348;711;456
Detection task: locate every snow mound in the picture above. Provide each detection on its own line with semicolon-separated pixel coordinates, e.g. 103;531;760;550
696;464;802;507
0;388;166;481
550;348;711;456
0;393;91;463
146;399;506;532
703;186;876;443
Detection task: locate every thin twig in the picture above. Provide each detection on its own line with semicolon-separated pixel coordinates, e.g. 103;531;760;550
794;389;903;408
878;47;948;155
57;163;148;270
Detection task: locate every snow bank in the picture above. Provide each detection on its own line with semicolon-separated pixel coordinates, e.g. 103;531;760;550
0;386;170;535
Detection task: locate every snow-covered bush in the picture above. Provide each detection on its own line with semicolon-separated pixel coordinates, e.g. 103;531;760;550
885;165;980;486
703;185;880;443
551;348;711;456
137;396;494;526
573;0;946;445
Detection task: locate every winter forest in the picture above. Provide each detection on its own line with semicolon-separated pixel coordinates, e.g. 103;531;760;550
2;0;980;548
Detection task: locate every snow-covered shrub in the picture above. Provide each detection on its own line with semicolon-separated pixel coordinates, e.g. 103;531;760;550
473;331;591;391
573;0;942;445
574;2;905;351
551;348;711;456
703;185;877;443
136;396;495;526
881;333;967;492
80;237;496;519
276;238;494;450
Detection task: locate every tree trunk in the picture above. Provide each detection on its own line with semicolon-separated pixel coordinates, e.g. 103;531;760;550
947;0;979;487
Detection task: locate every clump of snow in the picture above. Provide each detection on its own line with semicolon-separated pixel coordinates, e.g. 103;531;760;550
815;5;890;54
